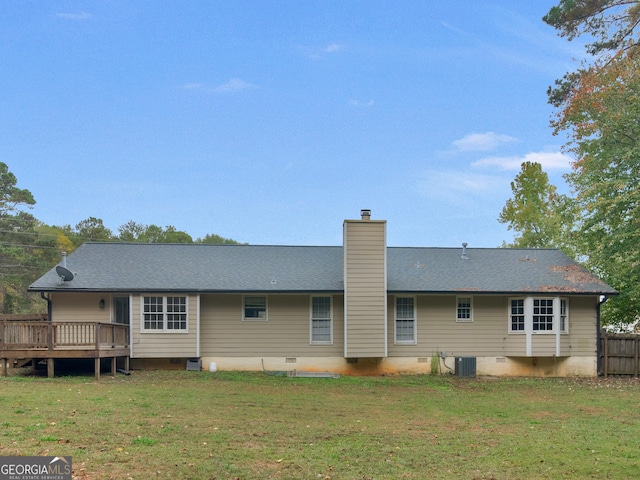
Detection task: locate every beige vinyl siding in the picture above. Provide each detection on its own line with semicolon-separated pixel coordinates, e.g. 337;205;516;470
388;295;510;357
200;294;344;357
530;336;559;357
51;292;111;323
564;296;598;356
130;294;198;358
343;220;387;358
387;294;598;359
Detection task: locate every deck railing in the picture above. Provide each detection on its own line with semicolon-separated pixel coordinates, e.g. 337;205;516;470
0;321;129;351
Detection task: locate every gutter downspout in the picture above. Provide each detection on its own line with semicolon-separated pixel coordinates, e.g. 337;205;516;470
41;292;52;322
596;295;610;376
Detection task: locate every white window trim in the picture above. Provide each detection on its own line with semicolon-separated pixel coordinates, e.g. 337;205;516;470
456;296;473;323
310;295;333;345
140;295;189;333
394;295;417;345
243;295;268;322
508;297;569;335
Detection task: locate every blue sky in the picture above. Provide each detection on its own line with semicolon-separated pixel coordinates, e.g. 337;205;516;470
2;1;585;247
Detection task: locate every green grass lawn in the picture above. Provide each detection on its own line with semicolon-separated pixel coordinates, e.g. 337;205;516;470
1;370;639;479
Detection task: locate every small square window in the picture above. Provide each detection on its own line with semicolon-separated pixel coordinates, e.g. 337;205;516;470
456;296;473;322
244;296;267;321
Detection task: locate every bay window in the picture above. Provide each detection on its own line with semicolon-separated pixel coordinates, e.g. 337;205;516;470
509;297;569;334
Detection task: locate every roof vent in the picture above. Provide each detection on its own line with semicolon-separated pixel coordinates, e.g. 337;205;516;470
461;243;469;260
360;209;371;220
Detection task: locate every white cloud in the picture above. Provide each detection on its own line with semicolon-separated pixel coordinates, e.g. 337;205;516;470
417;170;506;204
452;132;519;152
180;79;256;94
472;151;573;171
213;78;254;94
349;99;375;107
301;42;345;59
324;43;343;53
56;12;93;20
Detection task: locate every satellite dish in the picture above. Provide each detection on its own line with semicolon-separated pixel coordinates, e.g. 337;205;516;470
56;265;75;282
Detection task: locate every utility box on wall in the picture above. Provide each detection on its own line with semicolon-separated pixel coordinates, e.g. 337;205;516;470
455;357;476;377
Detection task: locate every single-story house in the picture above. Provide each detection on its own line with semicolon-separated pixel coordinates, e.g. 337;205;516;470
27;210;616;376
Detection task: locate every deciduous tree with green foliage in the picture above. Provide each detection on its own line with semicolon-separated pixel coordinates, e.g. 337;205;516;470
545;1;640;328
551;52;640;328
196;233;244;245
117;222;192;243
118;221;241;244
498;162;574;252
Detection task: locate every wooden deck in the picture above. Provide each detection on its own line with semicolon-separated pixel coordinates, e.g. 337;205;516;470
0;321;130;379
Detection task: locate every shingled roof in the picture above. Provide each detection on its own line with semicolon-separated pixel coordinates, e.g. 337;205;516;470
29;242;616;295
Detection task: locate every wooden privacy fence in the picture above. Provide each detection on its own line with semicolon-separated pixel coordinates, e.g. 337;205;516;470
600;332;640;377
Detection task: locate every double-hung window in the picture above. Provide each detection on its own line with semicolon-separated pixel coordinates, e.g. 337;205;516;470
395;296;416;344
142;295;187;332
244;296;267;321
510;298;525;332
456;296;473;322
310;296;332;344
559;299;569;333
509;297;569;334
166;296;187;330
532;298;554;331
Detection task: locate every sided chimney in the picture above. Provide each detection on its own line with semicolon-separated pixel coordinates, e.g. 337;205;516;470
343;210;387;358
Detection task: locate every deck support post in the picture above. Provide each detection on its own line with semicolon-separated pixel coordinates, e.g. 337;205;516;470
111;357;116;377
124;356;130;371
2;358;7;377
94;358;101;380
47;358;54;378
